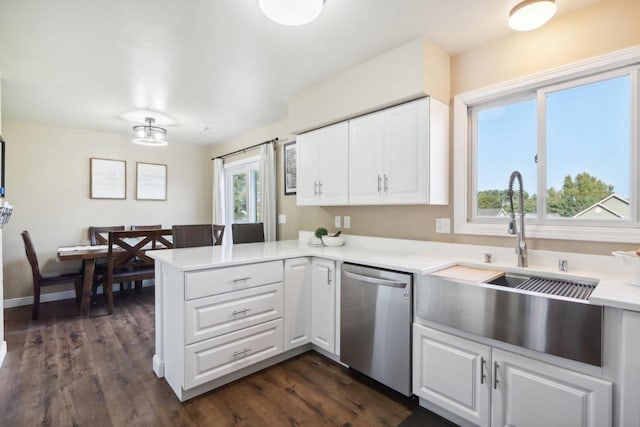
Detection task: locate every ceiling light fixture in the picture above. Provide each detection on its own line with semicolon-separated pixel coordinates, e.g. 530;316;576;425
508;0;557;31
132;117;168;146
258;0;324;26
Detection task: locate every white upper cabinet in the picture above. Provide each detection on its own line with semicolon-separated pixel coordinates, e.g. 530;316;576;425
349;97;449;205
297;122;349;206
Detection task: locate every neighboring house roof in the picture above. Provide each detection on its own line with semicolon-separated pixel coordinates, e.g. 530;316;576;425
477;208;508;217
573;194;630;219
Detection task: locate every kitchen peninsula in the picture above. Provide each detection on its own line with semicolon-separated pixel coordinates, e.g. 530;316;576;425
149;233;640;427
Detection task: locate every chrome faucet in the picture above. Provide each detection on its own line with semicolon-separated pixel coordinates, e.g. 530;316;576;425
507;171;528;267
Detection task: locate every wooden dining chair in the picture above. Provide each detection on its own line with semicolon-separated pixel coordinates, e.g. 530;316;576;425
131;224;162;231
213;225;225;246
105;229;172;313
172;224;215;248
21;231;83;320
88;225;125;245
232;223;265;244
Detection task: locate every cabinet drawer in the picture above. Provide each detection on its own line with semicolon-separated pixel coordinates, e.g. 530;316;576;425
184;319;284;389
185;260;283;300
185;283;283;345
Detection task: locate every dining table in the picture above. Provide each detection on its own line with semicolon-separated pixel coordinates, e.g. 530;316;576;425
57;245;110;315
58;231;173;315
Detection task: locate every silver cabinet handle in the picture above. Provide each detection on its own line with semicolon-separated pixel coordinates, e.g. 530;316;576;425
343;271;406;288
377;174;382;192
480;357;487;384
384;174;389;192
232;277;251;282
327;269;332;285
233;347;251;358
318;181;323;195
232;308;251;315
493;362;499;389
314;181;318;195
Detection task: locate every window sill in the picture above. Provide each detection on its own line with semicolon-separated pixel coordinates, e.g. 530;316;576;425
454;221;640;243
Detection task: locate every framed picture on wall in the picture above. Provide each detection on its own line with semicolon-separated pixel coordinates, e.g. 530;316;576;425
284;141;297;195
136;162;167;200
0;134;5;197
90;158;126;199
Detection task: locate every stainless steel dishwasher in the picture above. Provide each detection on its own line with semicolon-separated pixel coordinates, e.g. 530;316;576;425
340;263;412;396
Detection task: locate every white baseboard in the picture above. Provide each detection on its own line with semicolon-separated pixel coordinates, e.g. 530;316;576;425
0;340;6;368
3;282;154;309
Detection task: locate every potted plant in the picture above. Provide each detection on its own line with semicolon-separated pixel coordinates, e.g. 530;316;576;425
310;227;328;246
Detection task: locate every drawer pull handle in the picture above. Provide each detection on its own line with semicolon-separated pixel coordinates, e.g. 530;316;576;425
232;277;251;283
233;347;251;358
232;308;251;315
480;357;486;384
493;362;499;389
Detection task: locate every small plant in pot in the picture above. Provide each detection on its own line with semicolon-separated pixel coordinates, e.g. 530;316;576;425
310;227;328;245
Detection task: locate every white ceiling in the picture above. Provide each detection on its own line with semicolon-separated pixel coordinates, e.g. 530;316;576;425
0;0;603;145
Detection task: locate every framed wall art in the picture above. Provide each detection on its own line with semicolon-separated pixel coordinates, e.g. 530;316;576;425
283;141;297;195
136;162;167;201
90;158;126;199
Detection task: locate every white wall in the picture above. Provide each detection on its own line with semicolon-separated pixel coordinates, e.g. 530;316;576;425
2;121;212;301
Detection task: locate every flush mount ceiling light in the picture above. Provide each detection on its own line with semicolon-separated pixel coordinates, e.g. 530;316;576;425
258;0;324;26
132;117;168;146
508;0;557;31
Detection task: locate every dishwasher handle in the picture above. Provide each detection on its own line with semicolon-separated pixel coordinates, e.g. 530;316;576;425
343;271;407;288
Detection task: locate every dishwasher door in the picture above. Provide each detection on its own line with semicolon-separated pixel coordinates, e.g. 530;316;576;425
340;263;412;396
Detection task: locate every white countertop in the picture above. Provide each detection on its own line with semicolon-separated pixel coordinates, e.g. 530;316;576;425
148;233;640;312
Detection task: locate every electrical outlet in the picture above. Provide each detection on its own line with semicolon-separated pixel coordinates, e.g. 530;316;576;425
436;218;451;233
278;214;286;224
335;216;341;228
343;216;351;229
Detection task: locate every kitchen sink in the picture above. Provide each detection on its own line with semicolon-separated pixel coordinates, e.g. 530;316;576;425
487;273;597;301
416;270;603;366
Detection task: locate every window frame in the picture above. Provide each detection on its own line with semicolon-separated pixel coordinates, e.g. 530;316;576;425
224;156;260;225
454;45;640;243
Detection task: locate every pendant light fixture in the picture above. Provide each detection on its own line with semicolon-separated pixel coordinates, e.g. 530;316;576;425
508;0;557;31
132;117;168;146
258;0;325;26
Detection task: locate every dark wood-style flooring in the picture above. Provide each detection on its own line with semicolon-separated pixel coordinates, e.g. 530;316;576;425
0;288;454;426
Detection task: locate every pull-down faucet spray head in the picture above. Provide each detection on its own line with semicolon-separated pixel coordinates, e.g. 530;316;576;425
507;171;527;267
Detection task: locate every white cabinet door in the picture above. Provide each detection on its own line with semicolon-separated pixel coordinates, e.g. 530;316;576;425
283;258;312;351
413;324;491;427
349;111;385;205
297;122;349;206
316;122;349;205
311;258;336;353
384;98;428;204
296;130;319;205
491;348;612;427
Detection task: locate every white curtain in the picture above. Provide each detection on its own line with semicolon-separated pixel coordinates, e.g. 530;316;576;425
259;143;277;241
212;158;225;226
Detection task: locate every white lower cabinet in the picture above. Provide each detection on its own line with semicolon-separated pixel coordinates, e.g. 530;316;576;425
284;258;312;351
311;258;336;353
185;319;283;389
413;323;612;427
413;324;491;427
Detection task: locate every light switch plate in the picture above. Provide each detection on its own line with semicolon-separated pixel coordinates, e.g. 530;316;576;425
335;216;341;228
278;214;286;224
343;216;351;229
436;218;451;233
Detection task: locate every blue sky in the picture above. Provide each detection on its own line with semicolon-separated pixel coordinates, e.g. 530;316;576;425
476;75;630;199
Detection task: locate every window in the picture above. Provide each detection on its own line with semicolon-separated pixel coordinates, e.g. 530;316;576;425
454;47;640;242
224;157;261;225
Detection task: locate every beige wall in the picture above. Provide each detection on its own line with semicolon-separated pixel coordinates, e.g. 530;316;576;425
2;121;212;300
452;0;640;94
212;0;640;257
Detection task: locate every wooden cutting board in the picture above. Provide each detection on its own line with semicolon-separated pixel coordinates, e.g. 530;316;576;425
431;265;504;283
